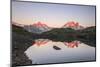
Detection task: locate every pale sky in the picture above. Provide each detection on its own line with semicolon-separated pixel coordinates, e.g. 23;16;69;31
12;1;96;27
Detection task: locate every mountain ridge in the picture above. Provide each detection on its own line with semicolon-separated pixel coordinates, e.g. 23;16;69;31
12;21;94;34
62;21;84;30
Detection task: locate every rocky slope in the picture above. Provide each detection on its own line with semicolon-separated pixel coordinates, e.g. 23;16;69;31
12;24;35;66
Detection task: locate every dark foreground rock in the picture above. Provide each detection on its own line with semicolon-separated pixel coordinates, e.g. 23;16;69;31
12;32;34;67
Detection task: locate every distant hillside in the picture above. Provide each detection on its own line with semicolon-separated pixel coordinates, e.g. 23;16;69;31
41;28;77;42
82;26;96;32
77;26;96;47
12;24;42;38
12;24;33;36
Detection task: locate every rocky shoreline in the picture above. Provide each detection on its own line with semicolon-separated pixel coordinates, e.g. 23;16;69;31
12;32;34;67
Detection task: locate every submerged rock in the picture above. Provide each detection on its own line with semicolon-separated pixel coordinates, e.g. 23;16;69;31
53;45;61;50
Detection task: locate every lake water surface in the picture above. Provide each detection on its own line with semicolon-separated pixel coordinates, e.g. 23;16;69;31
25;39;95;64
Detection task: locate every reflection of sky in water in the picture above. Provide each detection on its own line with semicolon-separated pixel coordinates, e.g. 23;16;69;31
25;39;95;64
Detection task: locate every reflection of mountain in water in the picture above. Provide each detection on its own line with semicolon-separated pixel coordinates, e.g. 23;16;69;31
34;39;50;46
25;39;95;64
34;39;80;48
64;41;80;48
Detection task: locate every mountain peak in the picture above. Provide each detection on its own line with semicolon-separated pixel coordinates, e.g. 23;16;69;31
24;21;51;34
37;21;42;24
63;21;78;27
63;21;84;30
32;21;48;27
